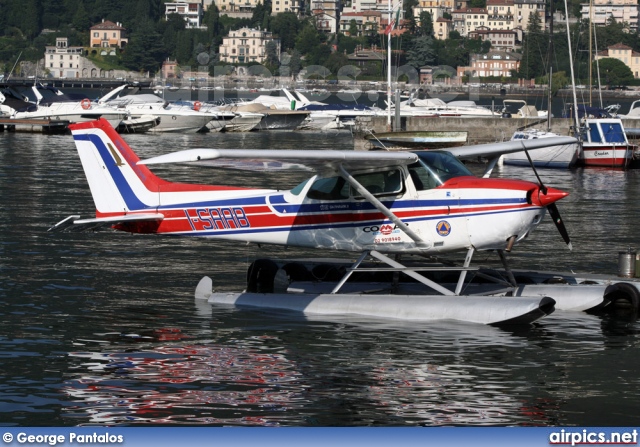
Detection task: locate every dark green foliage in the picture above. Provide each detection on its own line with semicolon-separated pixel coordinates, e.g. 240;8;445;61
1;0;639;80
596;58;634;85
405;35;436;68
120;20;165;75
270;12;301;51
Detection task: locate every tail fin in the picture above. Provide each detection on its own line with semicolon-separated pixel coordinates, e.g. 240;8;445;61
70;118;172;217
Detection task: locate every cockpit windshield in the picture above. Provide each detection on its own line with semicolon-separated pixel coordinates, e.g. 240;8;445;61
408;151;473;190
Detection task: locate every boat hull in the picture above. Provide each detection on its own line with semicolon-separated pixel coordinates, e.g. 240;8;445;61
579;144;634;167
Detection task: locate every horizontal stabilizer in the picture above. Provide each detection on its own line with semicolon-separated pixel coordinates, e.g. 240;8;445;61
49;213;164;232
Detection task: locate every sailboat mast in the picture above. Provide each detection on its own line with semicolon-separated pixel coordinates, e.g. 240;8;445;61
589;0;593;106
547;3;553;131
563;0;580;133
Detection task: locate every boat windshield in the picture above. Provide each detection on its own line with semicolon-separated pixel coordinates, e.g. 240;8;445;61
584;121;627;144
601;122;626;143
408;151;473;190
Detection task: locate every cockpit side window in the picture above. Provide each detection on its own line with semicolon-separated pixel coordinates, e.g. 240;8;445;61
307;176;349;200
413;151;473;186
408;163;436;190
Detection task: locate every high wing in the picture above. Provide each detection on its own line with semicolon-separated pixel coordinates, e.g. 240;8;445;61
139;149;419;172
446;137;578;159
137;138;577;173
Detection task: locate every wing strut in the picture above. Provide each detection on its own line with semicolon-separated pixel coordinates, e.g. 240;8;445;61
338;165;432;250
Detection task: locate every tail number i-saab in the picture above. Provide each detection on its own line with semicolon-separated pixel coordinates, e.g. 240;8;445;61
184;207;250;231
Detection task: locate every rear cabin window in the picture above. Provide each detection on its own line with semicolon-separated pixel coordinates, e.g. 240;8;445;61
307;169;404;200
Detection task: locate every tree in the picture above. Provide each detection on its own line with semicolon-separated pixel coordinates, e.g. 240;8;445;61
595;58;634;86
265;40;279;67
403;0;418;34
306;44;331;66
348;19;359;37
121;20;167;75
418;12;433;37
72;2;91;33
21;0;41;39
406;35;436;68
295;25;323;56
270;12;301;51
324;52;348;75
518;12;547;79
288;50;302;78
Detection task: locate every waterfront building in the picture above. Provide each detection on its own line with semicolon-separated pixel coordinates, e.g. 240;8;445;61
594;43;640;79
513;0;546;30
340;11;383;35
468;28;518;51
434;17;453;39
213;0;264;17
413;0;455;27
312;0;341;33
89;19;128;48
45;37;85;79
580;0;640;33
218;28;281;64
456;50;521;78
271;0;303;14
486;0;514;29
451;8;489;36
164;1;205;28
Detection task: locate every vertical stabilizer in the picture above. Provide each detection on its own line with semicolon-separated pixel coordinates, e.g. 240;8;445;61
69;118;165;217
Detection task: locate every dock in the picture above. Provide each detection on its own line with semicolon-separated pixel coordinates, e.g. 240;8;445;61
0;118;69;134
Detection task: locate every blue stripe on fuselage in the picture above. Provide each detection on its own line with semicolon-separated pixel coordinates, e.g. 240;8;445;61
266;194;528;214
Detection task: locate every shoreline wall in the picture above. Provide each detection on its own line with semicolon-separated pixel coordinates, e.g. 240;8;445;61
354;116;640;150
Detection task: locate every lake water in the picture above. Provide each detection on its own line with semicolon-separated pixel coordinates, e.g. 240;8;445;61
2;129;640;427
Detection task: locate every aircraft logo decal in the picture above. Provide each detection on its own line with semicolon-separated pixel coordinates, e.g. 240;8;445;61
436;220;451;236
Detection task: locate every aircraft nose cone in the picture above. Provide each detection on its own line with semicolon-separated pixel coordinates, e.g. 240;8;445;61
534;187;569;207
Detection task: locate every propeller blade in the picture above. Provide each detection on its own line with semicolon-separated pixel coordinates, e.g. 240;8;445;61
547;203;572;250
521;142;572;250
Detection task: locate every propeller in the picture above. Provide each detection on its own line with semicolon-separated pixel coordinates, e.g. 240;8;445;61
523;146;573;250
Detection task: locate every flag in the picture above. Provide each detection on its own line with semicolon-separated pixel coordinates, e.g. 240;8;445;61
384;6;401;34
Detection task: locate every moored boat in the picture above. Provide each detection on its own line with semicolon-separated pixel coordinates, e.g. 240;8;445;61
365;130;468;150
502;128;580;169
578;118;637;168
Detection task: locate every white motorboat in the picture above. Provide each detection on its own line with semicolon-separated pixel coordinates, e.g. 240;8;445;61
392;97;501;118
104;94;218;133
116;114;160;133
502;128;580;169
210;105;264;132
98;85;222;133
501;99;549;119
4;86;126;128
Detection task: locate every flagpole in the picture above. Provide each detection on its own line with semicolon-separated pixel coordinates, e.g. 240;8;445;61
387;0;392;130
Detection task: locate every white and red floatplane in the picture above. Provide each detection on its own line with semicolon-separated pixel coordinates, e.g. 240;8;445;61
50;118;640;326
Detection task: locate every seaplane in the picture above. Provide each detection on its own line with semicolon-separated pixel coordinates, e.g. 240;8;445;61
50;118;640;326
